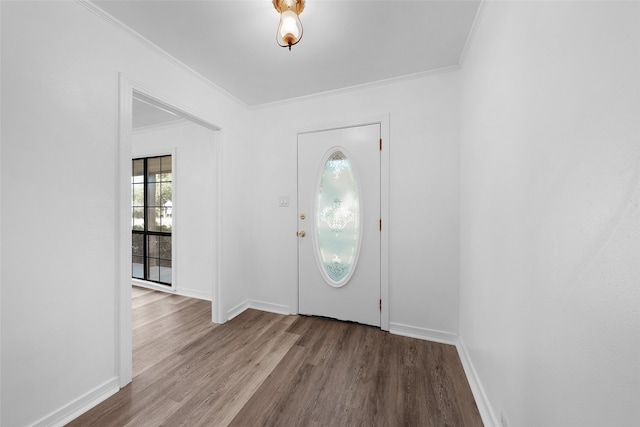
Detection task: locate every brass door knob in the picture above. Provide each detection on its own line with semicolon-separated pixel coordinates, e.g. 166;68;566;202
297;231;306;237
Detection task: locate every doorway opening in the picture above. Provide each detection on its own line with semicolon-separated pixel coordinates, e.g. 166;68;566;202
118;76;223;387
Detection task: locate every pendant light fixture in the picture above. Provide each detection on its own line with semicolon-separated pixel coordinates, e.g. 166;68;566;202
273;0;305;51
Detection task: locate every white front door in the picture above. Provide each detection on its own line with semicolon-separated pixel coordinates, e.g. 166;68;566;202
297;124;381;327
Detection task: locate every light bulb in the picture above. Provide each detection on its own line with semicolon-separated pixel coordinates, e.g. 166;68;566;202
273;0;305;50
280;10;300;40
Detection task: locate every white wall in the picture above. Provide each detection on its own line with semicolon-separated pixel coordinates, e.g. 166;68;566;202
133;122;216;301
247;71;461;336
459;2;640;426
5;1;637;426
0;2;251;425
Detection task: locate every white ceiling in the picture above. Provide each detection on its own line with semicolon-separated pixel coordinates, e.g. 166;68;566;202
93;0;481;107
132;97;185;129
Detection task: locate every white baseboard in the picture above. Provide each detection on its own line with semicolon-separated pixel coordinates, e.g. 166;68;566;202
389;323;497;427
226;300;249;321
132;278;175;293
389;322;459;346
176;287;212;301
31;377;119;427
248;299;291;315
132;280;212;302
456;337;500;427
226;299;291;322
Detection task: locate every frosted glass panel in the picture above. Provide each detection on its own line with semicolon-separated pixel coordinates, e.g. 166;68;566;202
316;151;360;286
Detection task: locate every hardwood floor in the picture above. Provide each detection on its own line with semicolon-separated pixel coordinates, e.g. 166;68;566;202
67;287;483;426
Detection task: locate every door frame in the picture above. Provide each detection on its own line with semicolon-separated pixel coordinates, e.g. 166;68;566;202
117;74;224;387
296;115;390;331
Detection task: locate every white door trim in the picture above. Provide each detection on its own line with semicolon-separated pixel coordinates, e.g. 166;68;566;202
117;73;224;388
296;115;390;331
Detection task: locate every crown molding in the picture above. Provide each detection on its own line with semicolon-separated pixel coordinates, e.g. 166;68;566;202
76;0;248;108
458;0;488;69
250;65;461;110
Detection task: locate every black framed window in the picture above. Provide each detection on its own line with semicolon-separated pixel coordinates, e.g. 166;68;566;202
132;155;172;285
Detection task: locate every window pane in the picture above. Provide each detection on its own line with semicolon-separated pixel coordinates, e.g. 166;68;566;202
132;159;144;180
160;155;172;178
147;156;171;183
160;183;172;206
147;235;159;258
147;157;162;183
132;183;144;206
132;207;144;230
132;256;144;279
132;233;144;256
146;182;172;208
146;207;171;232
316;151;360;285
159;236;172;261
160;259;172;284
147;257;160;282
146;182;157;206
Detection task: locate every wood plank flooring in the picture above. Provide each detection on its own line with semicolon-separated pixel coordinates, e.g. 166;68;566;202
67;287;482;426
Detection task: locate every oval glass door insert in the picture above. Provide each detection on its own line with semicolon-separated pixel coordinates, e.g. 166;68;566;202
316;150;361;287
